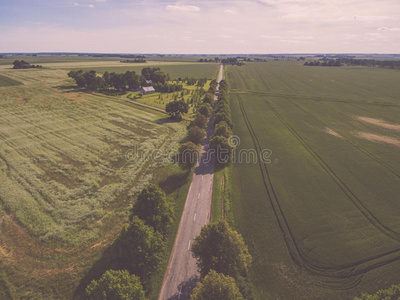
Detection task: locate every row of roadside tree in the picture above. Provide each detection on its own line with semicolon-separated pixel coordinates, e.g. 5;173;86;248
85;184;175;299
175;79;218;169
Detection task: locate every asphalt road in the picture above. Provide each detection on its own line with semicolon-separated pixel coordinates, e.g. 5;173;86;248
158;64;224;300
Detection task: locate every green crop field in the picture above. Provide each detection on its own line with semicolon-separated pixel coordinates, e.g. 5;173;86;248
0;66;188;298
225;61;400;299
0;74;22;87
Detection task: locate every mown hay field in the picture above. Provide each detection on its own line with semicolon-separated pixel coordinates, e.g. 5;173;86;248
0;66;187;298
226;61;400;299
0;74;22;87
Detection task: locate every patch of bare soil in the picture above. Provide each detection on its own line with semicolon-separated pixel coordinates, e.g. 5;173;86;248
16;97;28;103
357;132;400;148
357;116;400;132
325;127;342;139
65;92;91;104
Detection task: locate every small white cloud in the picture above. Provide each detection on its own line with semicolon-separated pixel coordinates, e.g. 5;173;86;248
166;5;200;12
88;4;95;8
73;2;80;6
224;9;236;14
355;15;391;21
181;36;191;41
292;36;314;40
219;34;232;39
344;34;357;40
259;35;281;39
377;27;400;32
147;34;168;39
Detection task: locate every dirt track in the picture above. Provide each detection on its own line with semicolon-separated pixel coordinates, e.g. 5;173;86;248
158;64;224;300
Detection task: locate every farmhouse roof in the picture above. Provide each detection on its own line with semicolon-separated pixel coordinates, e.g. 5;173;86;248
142;86;155;92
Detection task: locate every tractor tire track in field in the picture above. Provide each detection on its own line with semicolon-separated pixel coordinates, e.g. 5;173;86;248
287;99;400;180
237;95;400;289
264;99;400;242
234;67;251;90
232;90;400;108
253;65;270;91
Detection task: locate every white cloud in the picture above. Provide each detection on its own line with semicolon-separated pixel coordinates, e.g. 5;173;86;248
166;5;200;12
355;15;392;21
219;34;232;39
88;4;95;8
292;36;314;40
259;35;281;39
344;34;357;40
224;9;236;14
377;27;400;32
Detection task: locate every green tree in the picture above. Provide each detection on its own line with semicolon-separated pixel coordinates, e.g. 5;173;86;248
166;100;189;119
131;184;174;235
193;113;208;129
198;104;212;118
86;270;148;300
191;220;252;278
117;218;165;281
203;93;214;105
214;121;232;138
214;112;232;129
210;136;233;165
68;70;86;88
123;71;141;90
354;284;400;300
178;142;199;170
187;126;206;145
190;270;244;300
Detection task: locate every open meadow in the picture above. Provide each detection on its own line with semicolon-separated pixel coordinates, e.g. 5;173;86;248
224;61;400;299
0;61;195;298
0;56;219;80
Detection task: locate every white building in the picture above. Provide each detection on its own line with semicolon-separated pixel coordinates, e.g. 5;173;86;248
141;86;156;94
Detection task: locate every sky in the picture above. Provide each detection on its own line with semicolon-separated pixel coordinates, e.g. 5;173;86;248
0;0;399;54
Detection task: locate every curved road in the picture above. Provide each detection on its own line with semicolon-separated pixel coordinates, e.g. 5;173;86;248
158;64;224;300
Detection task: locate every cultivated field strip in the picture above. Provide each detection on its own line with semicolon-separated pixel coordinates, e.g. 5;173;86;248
264;99;400;242
285;99;400;180
0;75;185;244
236;94;400;289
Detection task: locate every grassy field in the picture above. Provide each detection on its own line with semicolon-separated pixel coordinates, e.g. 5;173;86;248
225;61;400;299
0;74;22;87
0;65;190;298
0;58;219;80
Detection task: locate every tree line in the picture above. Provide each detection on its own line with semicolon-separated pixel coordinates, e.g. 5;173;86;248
68;67;178;92
220;57;244;66
12;60;42;69
305;58;400;69
120;59;147;63
168;79;219;169
210;80;234;165
191;219;253;300
304;59;341;67
85;184;175;299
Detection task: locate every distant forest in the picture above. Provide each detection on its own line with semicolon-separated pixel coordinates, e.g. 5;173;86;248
120;59;147;63
305;58;400;69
